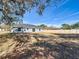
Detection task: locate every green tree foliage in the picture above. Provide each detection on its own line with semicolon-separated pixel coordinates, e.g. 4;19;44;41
0;0;64;25
71;22;79;29
61;24;71;29
38;24;47;28
61;22;79;29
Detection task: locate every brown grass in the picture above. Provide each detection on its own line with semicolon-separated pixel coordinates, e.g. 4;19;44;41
0;32;79;59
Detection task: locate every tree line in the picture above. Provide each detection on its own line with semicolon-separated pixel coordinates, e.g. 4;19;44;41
61;22;79;29
38;22;79;30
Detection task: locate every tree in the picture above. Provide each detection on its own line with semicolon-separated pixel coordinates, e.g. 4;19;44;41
71;22;79;29
0;0;64;25
61;24;71;29
37;24;47;28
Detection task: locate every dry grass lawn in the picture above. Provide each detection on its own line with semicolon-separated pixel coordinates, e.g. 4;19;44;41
0;32;79;59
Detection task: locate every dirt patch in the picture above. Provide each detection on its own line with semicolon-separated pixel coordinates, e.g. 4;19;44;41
0;33;79;59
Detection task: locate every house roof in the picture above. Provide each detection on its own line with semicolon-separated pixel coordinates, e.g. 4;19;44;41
12;24;42;29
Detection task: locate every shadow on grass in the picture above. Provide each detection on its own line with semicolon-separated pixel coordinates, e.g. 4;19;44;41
3;41;79;59
0;33;79;59
32;41;79;59
0;33;31;43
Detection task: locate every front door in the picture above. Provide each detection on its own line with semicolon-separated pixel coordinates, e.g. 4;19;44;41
18;28;21;31
32;28;35;32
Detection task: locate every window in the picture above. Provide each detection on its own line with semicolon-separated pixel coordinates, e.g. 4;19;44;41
39;29;41;31
27;28;29;30
32;28;35;32
18;28;21;31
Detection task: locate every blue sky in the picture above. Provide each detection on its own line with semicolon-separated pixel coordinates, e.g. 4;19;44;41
23;0;79;27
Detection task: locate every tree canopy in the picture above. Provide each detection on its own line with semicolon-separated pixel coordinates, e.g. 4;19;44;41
61;24;71;29
61;22;79;29
37;24;47;28
71;22;79;29
0;0;64;25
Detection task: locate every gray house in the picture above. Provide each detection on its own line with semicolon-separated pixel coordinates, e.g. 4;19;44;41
11;24;43;33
